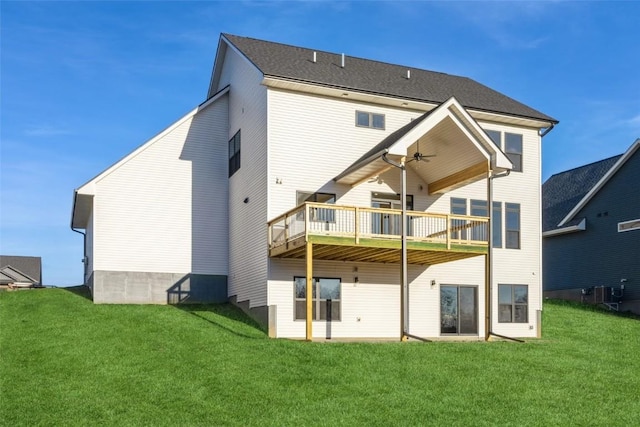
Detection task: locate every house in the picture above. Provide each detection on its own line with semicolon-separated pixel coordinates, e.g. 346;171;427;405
0;255;42;289
543;139;640;314
71;34;557;340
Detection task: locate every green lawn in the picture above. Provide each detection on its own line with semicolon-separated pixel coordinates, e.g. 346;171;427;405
1;288;639;426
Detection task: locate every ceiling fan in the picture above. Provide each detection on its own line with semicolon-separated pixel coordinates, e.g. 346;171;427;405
406;140;436;163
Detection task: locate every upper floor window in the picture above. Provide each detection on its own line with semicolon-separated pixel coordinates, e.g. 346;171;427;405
505;133;523;172
228;130;241;177
356;111;385;130
483;129;523;172
454;198;504;248
505;203;521;249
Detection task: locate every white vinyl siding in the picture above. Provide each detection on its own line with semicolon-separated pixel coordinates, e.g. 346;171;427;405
266;91;541;339
85;207;94;282
92;98;229;276
219;45;269;308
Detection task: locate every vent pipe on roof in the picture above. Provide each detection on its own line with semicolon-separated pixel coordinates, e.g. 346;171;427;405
341;53;345;68
407;69;411;79
313;51;317;63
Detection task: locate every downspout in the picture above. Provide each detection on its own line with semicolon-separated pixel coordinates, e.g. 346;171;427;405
487;169;524;343
382;151;409;341
70;191;87;284
538;123;555;138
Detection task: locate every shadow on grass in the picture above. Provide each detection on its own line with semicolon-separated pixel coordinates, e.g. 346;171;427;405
175;303;267;339
61;285;93;301
545;298;640;320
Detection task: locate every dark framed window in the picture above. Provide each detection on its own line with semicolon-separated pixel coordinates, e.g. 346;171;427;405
470;199;488;242
486;129;501;147
228;129;241;177
492;201;502;248
505;203;521;249
294;277;341;321
450;197;467;240
498;284;528;323
297;191;336;222
356;111;385;130
505;133;523;172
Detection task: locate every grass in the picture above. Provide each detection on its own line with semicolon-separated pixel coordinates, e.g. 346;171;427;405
1;288;639;426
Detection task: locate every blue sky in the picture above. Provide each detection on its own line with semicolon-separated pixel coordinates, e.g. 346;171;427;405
1;1;638;286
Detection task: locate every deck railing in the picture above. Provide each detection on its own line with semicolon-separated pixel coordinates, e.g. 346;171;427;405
268;202;489;251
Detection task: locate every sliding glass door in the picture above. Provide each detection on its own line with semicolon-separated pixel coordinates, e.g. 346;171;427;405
440;285;478;335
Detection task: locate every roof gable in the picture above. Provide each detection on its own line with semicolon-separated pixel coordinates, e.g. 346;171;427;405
542;138;640;232
0;265;38;284
0;255;41;283
220;34;556;124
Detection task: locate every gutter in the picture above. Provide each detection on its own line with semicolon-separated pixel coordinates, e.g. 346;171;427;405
539;123;555;137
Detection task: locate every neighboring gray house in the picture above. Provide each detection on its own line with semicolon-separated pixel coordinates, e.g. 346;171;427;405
542;139;640;314
0;255;42;288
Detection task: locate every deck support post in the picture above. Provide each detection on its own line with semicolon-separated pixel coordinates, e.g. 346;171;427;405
305;240;313;341
400;157;408;341
485;164;492;341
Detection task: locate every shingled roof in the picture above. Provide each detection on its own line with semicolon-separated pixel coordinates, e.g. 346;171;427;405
542;155;622;232
0;255;42;285
222;34;557;123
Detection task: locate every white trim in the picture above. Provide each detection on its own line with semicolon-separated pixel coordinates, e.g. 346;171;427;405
618;218;640;233
558;139;640;227
542;218;586;237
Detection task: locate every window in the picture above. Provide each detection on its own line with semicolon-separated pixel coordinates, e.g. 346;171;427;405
356;111;385;130
450;197;467;240
297;191;336;222
505;203;521;249
470;200;488;241
483;129;523;172
618;219;640;233
486;129;501;147
505;133;523;172
492;201;502;248
294;277;341;321
498;284;528;323
228;130;241;177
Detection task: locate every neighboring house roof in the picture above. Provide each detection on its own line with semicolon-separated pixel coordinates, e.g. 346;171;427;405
0;265;38;285
0;255;42;285
542;138;640;233
220;34;557;124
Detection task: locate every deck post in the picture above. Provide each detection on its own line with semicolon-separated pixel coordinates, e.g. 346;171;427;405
400;157;408;341
305;240;313;341
485;165;492;341
354;206;360;244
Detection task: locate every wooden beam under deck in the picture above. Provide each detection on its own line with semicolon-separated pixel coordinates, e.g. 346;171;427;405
269;235;486;266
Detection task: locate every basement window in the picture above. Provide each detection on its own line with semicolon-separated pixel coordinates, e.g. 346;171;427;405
356;111;385;130
498;284;528;323
294;277;341;321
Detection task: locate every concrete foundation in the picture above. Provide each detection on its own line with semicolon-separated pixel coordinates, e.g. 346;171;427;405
91;270;227;304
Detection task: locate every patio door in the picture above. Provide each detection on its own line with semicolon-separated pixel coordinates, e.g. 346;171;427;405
371;193;413;235
440;285;478;335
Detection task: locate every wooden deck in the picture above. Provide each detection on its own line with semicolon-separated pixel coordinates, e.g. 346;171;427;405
268;203;488;265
